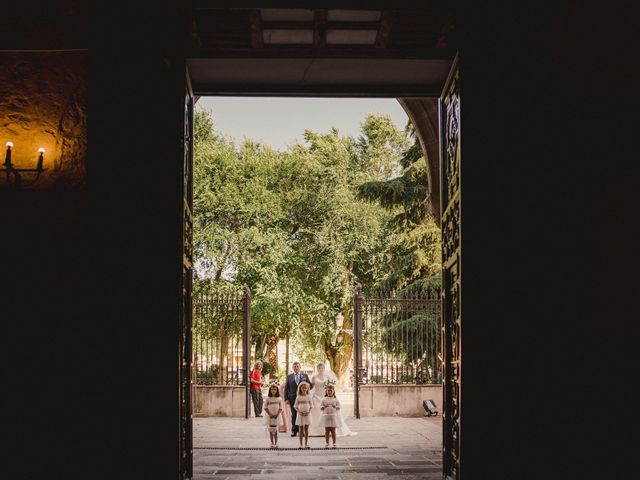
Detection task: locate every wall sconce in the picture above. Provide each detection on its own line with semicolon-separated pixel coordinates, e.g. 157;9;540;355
2;141;46;188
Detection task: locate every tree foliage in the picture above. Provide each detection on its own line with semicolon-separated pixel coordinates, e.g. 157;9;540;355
193;108;440;382
358;123;441;293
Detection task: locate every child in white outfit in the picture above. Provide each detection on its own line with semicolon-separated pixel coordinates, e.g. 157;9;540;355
294;381;313;449
263;380;283;448
319;381;343;448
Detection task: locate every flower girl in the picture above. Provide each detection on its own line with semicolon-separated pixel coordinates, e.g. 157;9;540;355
293;381;313;449
319;379;343;448
263;379;283;448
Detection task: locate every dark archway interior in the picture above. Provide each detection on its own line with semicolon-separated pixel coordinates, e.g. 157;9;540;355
3;3;619;480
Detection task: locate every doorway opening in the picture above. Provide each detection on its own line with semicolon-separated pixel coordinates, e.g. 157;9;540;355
189;95;443;475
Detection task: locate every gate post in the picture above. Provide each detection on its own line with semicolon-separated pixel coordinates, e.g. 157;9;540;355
243;285;251;419
353;284;363;419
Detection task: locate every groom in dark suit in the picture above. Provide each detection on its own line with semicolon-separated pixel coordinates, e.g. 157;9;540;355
283;361;312;436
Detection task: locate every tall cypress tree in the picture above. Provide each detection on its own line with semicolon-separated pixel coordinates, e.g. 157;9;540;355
358;123;441;294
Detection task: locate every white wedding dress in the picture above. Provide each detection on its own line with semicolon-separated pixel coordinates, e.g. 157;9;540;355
308;370;357;437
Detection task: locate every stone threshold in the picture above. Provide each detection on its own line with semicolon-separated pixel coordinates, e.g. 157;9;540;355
194;446;388;451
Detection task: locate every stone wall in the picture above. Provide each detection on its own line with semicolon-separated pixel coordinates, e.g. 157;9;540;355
193;386;247;417
359;384;442;417
193;384;442;417
0;51;87;190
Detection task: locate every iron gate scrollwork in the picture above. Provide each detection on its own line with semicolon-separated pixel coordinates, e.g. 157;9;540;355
179;70;194;480
440;55;461;480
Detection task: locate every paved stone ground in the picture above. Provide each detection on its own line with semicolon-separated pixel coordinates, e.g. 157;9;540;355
193;409;442;479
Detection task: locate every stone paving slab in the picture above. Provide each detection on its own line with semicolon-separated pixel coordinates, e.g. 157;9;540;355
193;415;442;478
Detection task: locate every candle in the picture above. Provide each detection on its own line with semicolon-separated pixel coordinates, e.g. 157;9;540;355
37;148;45;171
4;141;12;168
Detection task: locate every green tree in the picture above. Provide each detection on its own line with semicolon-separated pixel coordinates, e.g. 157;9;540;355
358;123;442;293
193;110;296;373
280;117;408;385
193;109;425;386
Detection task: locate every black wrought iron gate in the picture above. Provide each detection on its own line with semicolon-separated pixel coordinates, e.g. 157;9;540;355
353;285;442;419
440;55;461;480
192;287;252;418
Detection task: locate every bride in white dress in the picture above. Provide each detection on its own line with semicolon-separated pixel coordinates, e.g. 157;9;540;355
308;362;357;437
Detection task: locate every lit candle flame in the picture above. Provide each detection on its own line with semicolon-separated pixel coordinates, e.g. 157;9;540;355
6;141;13;148
38;147;45;153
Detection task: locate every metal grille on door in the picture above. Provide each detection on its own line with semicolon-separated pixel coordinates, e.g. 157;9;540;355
440;55;461;480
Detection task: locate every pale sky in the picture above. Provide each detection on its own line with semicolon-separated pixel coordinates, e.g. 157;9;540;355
196;97;409;151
